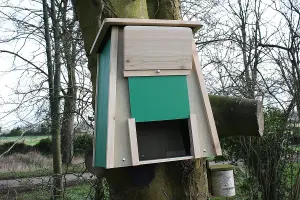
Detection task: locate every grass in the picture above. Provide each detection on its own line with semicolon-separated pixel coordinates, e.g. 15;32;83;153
2;183;96;200
0;152;85;180
0;136;50;146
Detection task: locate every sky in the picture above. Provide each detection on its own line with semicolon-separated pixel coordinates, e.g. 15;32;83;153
0;0;92;132
0;0;294;131
0;0;48;131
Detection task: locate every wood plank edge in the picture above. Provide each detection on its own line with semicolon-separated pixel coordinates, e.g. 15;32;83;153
139;156;194;165
188;114;201;158
92;52;100;167
106;27;119;168
128;118;140;166
192;42;222;156
124;69;190;77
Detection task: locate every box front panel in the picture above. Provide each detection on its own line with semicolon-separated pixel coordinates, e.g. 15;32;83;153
124;26;192;71
94;39;111;167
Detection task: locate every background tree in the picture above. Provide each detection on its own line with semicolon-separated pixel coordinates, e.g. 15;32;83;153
60;0;78;165
0;0;91;198
193;0;300;199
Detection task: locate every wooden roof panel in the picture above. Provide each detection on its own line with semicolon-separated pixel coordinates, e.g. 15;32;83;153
90;18;203;54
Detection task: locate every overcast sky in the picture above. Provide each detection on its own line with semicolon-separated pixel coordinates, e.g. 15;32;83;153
0;0;45;130
0;0;291;131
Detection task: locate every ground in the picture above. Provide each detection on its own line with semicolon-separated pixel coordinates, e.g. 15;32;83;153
0;136;299;199
0;136;91;200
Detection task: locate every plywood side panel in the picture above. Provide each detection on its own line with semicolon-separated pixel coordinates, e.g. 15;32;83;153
187;69;216;158
113;28;132;168
124;26;192;71
192;43;222;155
94;39;111;167
106;27;118;168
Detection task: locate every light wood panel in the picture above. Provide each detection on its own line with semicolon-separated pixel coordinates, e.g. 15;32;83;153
124;26;192;71
123;69;190;77
189;114;201;158
139;156;194;165
90;18;202;54
192;42;222;156
113;28;132;168
106;27;119;168
187;65;216;157
128;118;139;166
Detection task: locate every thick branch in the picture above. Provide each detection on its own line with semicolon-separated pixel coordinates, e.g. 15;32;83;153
258;43;290;51
209;95;264;137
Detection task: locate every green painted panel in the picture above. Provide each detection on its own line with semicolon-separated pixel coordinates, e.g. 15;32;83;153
128;76;190;122
94;39;111;167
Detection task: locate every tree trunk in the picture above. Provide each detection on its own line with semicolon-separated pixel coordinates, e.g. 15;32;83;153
48;0;63;198
61;1;77;165
74;0;209;199
61;90;75;164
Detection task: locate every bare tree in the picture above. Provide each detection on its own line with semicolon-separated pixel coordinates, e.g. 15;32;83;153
0;0;91;198
60;0;78;165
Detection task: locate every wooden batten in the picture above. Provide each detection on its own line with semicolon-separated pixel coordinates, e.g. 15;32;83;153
192;42;222;156
113;27;132;168
128;118;139;166
106;27;119;168
139;156;194;165
123;69;190;77
92;47;101;168
189;114;201;158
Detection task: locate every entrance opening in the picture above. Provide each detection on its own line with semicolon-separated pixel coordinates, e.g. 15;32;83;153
136;119;191;161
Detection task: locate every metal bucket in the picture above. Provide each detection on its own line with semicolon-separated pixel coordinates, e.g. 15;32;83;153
210;164;236;197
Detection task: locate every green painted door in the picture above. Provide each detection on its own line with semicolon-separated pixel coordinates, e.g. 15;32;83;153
128;75;190;122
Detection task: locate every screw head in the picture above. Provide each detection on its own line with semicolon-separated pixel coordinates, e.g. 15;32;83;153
122;158;126;161
203;149;206;152
157;69;160;73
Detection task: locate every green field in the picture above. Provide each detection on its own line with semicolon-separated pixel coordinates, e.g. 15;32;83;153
0;136;50;146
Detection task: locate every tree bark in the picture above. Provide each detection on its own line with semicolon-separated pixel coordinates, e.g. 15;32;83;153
61;0;77;165
209;95;264;137
47;0;63;198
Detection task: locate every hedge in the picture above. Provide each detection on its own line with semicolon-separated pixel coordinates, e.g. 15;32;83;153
0;134;93;156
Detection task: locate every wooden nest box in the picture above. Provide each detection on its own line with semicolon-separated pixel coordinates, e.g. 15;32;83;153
91;18;222;169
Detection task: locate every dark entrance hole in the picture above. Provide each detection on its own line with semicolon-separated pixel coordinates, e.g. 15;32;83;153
136;118;191;161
